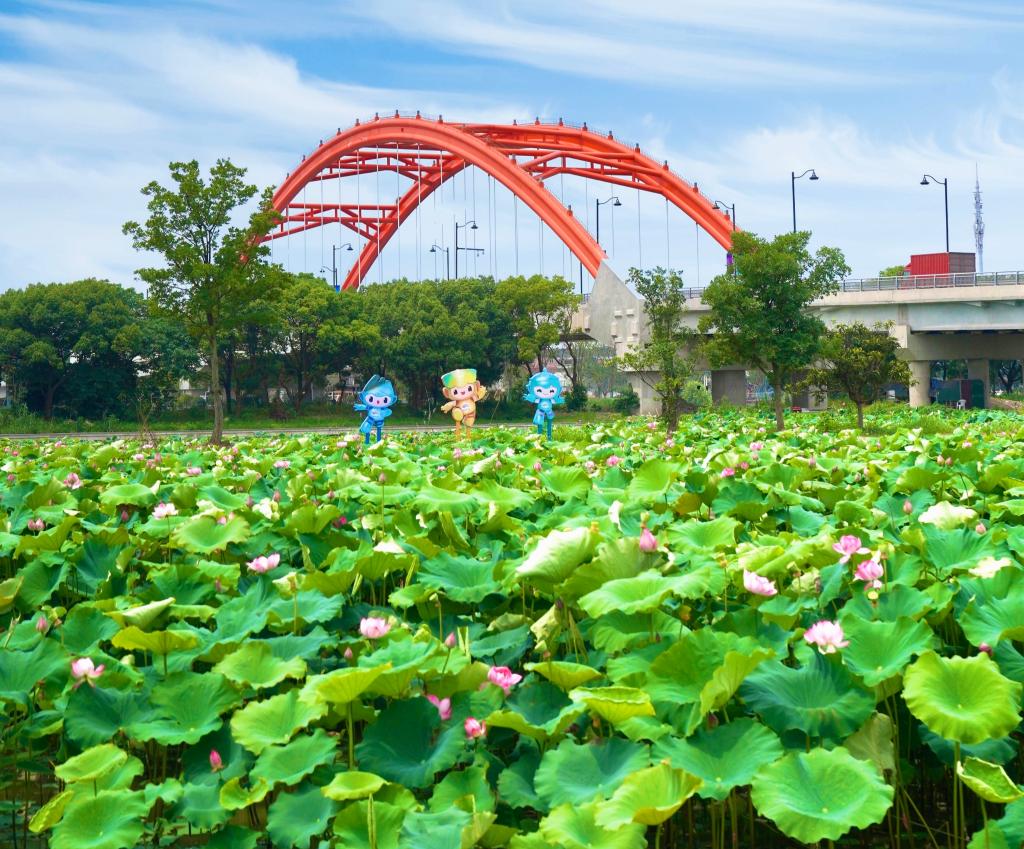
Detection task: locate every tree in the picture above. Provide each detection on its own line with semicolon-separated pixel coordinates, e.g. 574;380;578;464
0;279;146;419
879;264;907;278
494;275;580;374
123;159;279;443
616;267;696;434
993;360;1022;394
700;230;850;431
802;322;912;428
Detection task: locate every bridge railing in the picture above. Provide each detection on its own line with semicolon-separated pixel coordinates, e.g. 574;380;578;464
840;271;1024;292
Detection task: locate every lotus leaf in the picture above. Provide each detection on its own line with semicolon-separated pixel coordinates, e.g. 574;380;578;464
534;736;649;807
958;757;1024;804
50;789;152;849
230;688;328;754
539;802;646;849
213;641;306;688
322;771;387;801
840;615;936;686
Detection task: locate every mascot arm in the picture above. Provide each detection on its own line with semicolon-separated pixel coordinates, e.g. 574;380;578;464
440;401;455;413
477;386;488;401
353;403;367;412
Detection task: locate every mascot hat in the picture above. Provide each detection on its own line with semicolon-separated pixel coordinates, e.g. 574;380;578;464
441;368;477;389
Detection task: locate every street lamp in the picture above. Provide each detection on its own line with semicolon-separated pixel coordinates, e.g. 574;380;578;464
791;169;819;233
595;195;621;249
320;243;353;291
920;174;950;253
712;200;737;231
429;244;451;280
454;219;482;278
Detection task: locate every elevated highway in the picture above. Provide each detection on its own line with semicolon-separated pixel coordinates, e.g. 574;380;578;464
575;264;1024;413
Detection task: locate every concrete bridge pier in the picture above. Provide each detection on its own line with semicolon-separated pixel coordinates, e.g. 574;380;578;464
967;359;990;407
711;369;747;405
909;361;931;408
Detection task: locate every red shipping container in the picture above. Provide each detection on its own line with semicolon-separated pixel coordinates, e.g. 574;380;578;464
907;252;976;276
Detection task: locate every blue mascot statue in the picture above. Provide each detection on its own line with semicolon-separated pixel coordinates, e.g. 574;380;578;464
354;375;397;444
524;370;564;440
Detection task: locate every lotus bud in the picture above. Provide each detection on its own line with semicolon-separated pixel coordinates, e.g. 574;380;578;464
533;461;542;472
214;579;223;593
209;749;224;772
35;615;49;634
343;647;354;660
121;510;130;523
979;642;993;656
246;495;254;508
638;526;658;553
903;500;913;515
378;473;386;484
445;632;457;648
273;490;281;502
326;490;335;500
976;522;987;535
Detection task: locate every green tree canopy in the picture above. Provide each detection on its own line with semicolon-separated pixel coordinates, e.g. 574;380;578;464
879;264;907;278
802;322;912;428
494;275;580;374
123;159;279;442
616;267;696;434
699;231;850;430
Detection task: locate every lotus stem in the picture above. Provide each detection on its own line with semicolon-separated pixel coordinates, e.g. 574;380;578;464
347;703;355;769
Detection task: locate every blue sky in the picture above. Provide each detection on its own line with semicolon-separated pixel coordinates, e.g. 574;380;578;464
2;0;1023;290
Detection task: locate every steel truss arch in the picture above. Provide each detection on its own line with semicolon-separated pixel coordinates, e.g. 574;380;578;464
267;115;735;290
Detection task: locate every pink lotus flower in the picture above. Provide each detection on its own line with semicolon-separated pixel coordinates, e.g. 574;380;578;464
743;570;778;597
533;461;543;473
487;666;523;695
585;460;596;472
976;522;987;535
647;421;657;430
343;647;354;660
803;620;849;654
120;510;130;523
464;717;487;739
35;615;49;633
274;459;290;469
272;490;281;503
247;553;281;574
979;642;993;656
186;466;202;476
720;467;735;478
751;441;764;452
70;657;105;688
854;559;884;586
453;448;463;460
27;518;45;532
665;438;675;448
606;455;621;467
445;631;457;648
153;502;178;520
638;526;658;553
833;535;869;564
426;694;452;721
359;616;391;639
740;461;749;470
245;495;254;508
6;474;14;483
63;472;82;489
903;500;913;515
326;490;335;501
209;749;224;772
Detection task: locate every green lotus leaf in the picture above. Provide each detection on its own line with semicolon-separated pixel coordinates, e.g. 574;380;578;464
627;458;678;501
417;552;502;602
516;526;599;591
398;807;475;849
967;798;1024;849
750;747;894;843
919;501;977;530
143;778;183;806
356;696;468;788
108;597;176;630
111;625;199;656
959;569;1024;647
665;516;740;551
230;688;328;754
474;477;534;512
301;664;389;706
99;483;157;508
534;737;649;807
61;605;121;654
903;652;1022;744
429;763;495;812
331;799;405;849
95;755;144;791
920;725;1016;767
591;610;680;653
539;467;592;501
50;789;152;849
840;616;936;686
539;802;646;849
138;671;241;745
958;757;1024;804
267;780;339;847
65;684;156;747
741;654;875;739
219;776;272;810
29;788;74;833
485;680;583;742
172;515;250;554
197;484;248;511
558;537;654;600
251;728;337;788
497;748;543;810
653;718;784;801
525;660;602;691
357;635;441;697
322;771;387;801
413;484;479;515
204;825;260;849
844;712;895;773
213;641;307;689
170;777;232;830
569;686;655;724
356;543;417;581
55;743;127;784
922;525;994;577
0;638;71;707
0;575;22;611
578;566;725;617
595;762;701;828
842;583;934;622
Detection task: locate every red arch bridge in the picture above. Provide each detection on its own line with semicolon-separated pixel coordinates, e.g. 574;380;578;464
264;113;736;291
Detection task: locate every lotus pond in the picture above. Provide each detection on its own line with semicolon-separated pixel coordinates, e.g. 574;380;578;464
2;412;1024;849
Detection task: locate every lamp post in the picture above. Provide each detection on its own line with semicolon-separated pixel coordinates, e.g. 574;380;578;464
791;169;819;233
320;243;353;291
595;196;621;249
712;200;736;231
454;218;480;278
429;244;451;280
920;174;950;253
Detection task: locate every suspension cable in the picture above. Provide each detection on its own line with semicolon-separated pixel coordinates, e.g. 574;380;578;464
636;186;642;270
395;148;401;281
416;142;422;282
665;196;670;269
375;146;382;284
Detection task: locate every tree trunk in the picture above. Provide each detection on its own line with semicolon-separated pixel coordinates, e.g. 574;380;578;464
856;401;864;430
44;383;56;420
663;395;679;435
772;380;785;432
209;330;224;444
223;347;234;414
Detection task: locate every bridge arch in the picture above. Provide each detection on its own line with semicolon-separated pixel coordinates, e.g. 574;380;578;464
267;114;735;290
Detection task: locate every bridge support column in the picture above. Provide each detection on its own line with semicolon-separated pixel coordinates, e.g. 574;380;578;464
967;359;990;408
909;361;931;408
711;370;747;406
